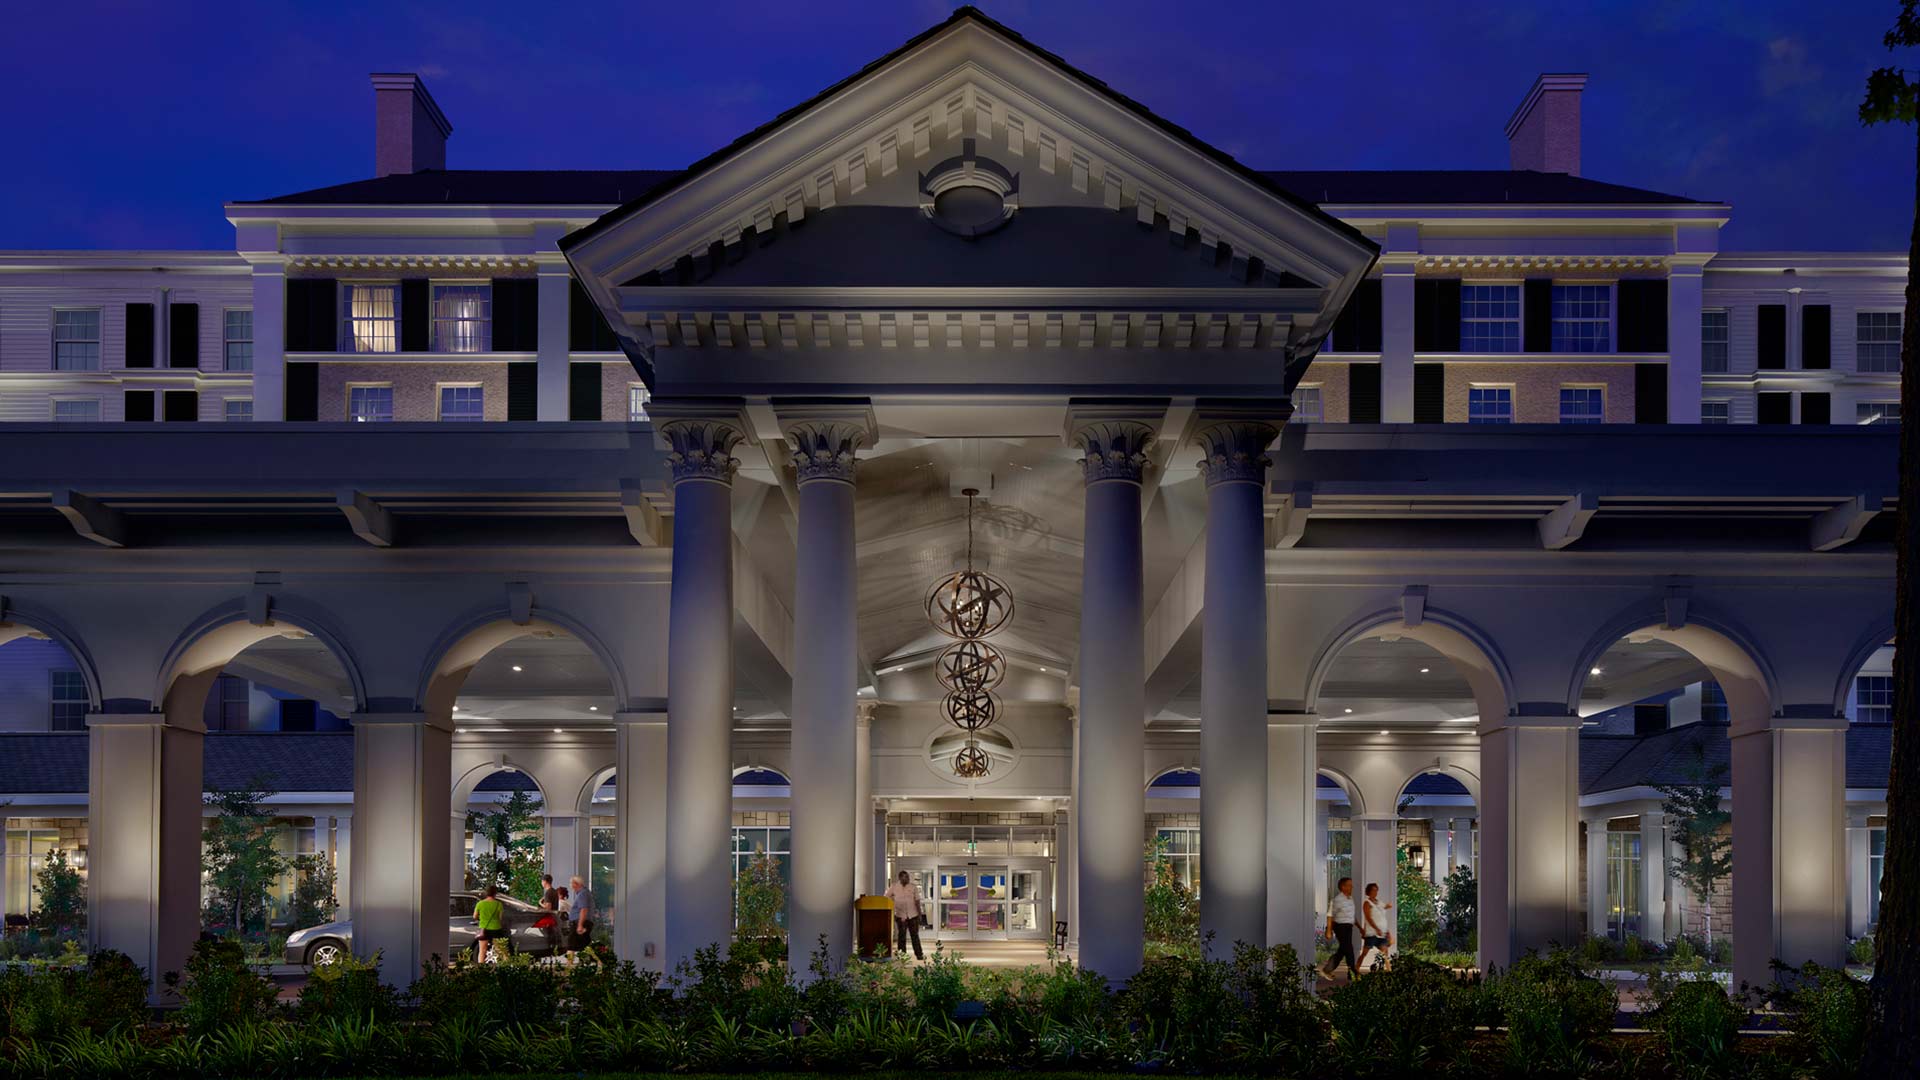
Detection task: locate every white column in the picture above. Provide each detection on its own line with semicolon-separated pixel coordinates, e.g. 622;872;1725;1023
853;704;875;897
1846;807;1872;938
1666;265;1705;423
351;711;453;985
535;263;572;421
1586;817;1611;938
614;713;667;969
334;815;353;912
1730;709;1847;989
1066;409;1155;982
0;824;10;926
249;264;286;421
1195;412;1278;955
1266;715;1319;962
1478;710;1581;970
780;407;872;973
545;814;586;885
1315;804;1331;922
656;408;748;969
88;708;203;1001
1380;260;1417;422
1066;707;1081;955
1641;810;1670;943
1053;806;1073;946
450;811;468;890
871;806;888;897
1354;813;1398;927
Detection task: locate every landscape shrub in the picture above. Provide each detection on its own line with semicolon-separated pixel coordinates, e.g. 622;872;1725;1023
1643;969;1748;1078
565;946;666;1026
166;938;281;1037
1847;933;1875;965
0;949;147;1039
413;951;562;1030
1487;949;1617;1075
1772;961;1870;1080
297;948;400;1023
1325;957;1479;1076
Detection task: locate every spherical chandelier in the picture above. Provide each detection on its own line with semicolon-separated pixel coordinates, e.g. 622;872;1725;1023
923;488;1014;777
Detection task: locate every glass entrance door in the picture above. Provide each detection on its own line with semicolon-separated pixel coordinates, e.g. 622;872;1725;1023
972;868;1009;939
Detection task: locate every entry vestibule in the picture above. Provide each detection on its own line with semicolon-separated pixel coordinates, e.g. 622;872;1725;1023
885;823;1055;943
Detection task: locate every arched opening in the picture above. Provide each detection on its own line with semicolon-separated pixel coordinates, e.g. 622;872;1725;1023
457;762;547;902
729;765;794;944
1316;770;1359;925
0;622;96;941
1392;767;1479;961
1837;634;1894;939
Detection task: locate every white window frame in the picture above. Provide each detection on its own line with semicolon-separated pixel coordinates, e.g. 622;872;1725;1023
1701;400;1732;425
1558;385;1605;424
1467;384;1515;424
430;281;492;353
1154;826;1201;897
223;398;254;422
51;307;103;371
347;383;395;423
436;382;485;422
340;282;400;354
48;670;88;730
628;383;651;422
1291;384;1324;423
1856;310;1903;373
1459;282;1522;353
49;396;102;423
1857;401;1901;426
1856;674;1893;724
1701;309;1730;373
1550;282;1614;354
223;308;254;371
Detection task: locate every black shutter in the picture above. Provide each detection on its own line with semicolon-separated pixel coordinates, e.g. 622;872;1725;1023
1347;363;1382;424
167;302;199;368
1758;304;1787;369
507;362;539;420
163;389;198;422
285;279;337;351
1414;279;1460;352
1331;279;1382;352
1413;363;1446;423
569;279;621;352
1800;392;1832;425
1616;280;1669;352
569;362;603;421
285;362;319;422
1523;279;1553;352
492;278;539;352
125;303;155;367
123;390;155;422
401;279;430;351
1802;305;1831;369
1757;391;1792;425
1634;363;1668;424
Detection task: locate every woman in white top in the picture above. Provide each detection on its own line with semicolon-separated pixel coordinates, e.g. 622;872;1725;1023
1358;882;1393;972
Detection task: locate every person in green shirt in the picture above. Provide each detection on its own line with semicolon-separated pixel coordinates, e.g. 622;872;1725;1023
473;885;506;964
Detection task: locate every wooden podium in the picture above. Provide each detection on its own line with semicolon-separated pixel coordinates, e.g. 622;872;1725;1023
854;895;894;960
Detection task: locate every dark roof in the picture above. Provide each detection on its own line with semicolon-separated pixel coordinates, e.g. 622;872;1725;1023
1581;721;1894;795
238;169;678;207
0;732;356;794
1263;170;1707;206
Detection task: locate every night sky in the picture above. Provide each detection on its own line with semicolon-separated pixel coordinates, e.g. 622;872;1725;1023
2;1;1910;252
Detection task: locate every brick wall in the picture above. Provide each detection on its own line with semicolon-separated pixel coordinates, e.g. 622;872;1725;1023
1442;362;1638;423
1293;360;1352;422
317;362;511;421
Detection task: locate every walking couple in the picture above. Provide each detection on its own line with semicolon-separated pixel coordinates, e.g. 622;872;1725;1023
1320;876;1393;979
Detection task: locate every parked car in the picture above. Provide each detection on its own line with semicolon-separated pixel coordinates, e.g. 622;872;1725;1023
285;891;556;966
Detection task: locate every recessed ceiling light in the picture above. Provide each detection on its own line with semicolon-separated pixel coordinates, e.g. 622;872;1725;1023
456;728;466;734
1343;707;1353;714
511;665;523;672
1419;667;1430;674
451;706;460;713
553;727;563;734
1039;667;1048;672
1379;729;1389;736
588;705;598;711
1590;666;1603;677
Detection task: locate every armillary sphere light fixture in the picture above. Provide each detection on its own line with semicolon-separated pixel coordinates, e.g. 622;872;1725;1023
924;487;1014;777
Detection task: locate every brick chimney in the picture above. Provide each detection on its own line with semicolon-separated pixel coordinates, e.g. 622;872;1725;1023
371;73;452;177
1504;73;1587;175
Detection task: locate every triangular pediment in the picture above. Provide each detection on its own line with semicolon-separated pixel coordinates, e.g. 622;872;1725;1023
562;7;1376;366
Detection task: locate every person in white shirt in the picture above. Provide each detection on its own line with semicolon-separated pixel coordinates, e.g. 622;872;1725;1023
1321;876;1360;979
1358;881;1394;972
883;870;926;960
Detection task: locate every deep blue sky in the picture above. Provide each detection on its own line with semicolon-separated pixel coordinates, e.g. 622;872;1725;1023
1;1;1909;251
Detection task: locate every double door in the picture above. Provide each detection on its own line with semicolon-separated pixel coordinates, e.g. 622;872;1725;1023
896;861;1048;941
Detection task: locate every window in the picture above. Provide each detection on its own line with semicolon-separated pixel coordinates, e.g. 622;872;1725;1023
349;385;394;423
49;671;87;731
341;284;398;353
1459;284;1521;352
1858;401;1901;426
50;399;100;423
224;398;253;422
591;826;615;916
1856;675;1893;724
1467;386;1513;424
4;827;64;918
1291;385;1324;423
1699;682;1729;724
1604;830;1644;940
1326;822;1353;902
1870;826;1886;926
628;384;651;423
732;826;791;929
1701;401;1731;425
209;674;250;731
439;385;484;422
1552;284;1612;352
1154;827;1201;897
52;309;101;371
223;309;254;371
1858;311;1902;373
432;283;492;353
1559;386;1604;424
1701;310;1730;373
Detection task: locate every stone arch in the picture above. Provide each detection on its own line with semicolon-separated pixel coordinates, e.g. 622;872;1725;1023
1393;760;1481;807
1316;765;1366;817
1146;763;1200;788
416;606;631;719
0;601;104;711
452;755;551;810
1832;613;1897;717
1567;601;1777;728
576;764;619;817
154;597;368;716
1306;604;1515;723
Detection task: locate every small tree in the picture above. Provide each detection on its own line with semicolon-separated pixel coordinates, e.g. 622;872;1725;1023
1439;863;1477;951
1395;846;1440;953
286;853;337;930
1657;749;1733;952
733;848;787;956
1143;835;1199;953
202;785;286;935
465;788;545;903
30;848;85;936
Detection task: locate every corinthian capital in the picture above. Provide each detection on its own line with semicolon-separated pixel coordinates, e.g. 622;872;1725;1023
651;399;752;487
778;403;877;486
1194;419;1279;487
1065;407;1158;486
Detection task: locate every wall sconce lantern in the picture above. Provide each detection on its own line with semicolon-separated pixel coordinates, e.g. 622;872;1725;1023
1409;845;1427;871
